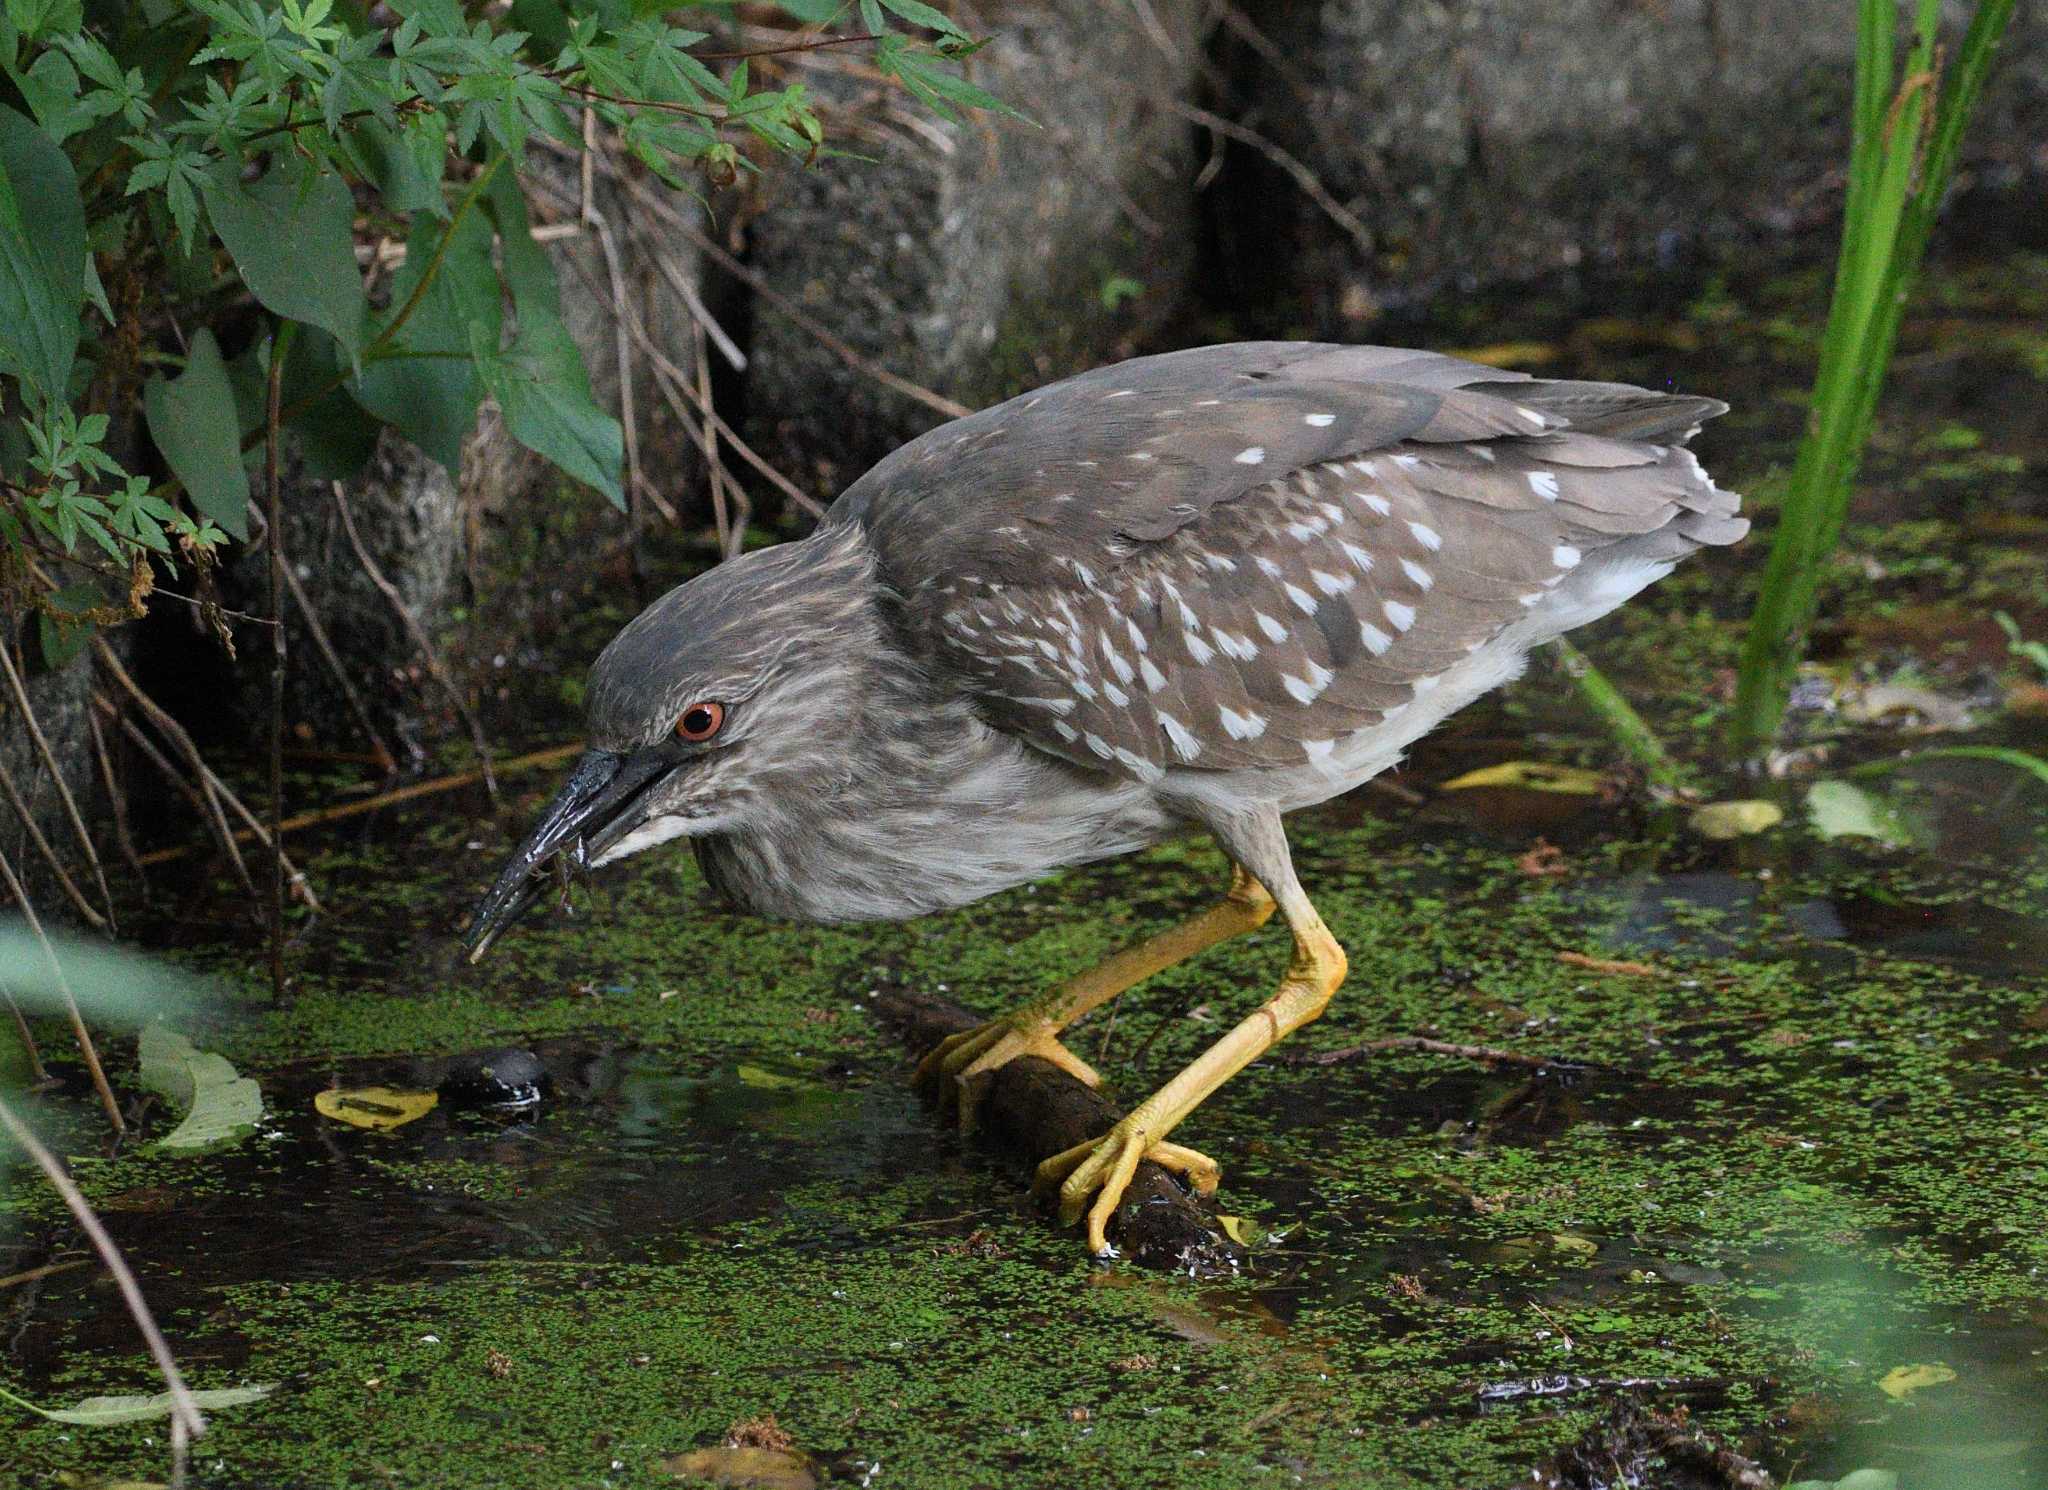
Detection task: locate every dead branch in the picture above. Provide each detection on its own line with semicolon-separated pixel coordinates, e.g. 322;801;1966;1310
260;502;399;775
870;988;1245;1274
264;330;290;1004
0;638;114;925
84;706;145;885
1281;1034;1613;1073
0;734;108;929
1165;101;1375;262
330;482;499;809
0;848;123;1131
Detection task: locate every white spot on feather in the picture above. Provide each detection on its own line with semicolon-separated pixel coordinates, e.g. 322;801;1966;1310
1218;705;1267;740
1357;491;1392;516
1400;559;1434;591
1340;541;1375;572
1359;621;1393;655
1254;611;1290;643
1015;696;1076;715
1139;656;1168;692
1312;568;1354;596
1235;446;1266;465
1283;583;1319;615
1528;471;1560;501
1407;521;1443;551
1082;732;1115;759
1281;660;1335;704
1212;628;1258;661
1160;713;1202;760
1103;681;1130;707
1384;599;1417;632
1552;545;1583;569
1304;413;1335;427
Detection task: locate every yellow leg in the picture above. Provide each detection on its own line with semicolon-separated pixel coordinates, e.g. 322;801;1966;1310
1035;900;1348;1254
915;865;1275;1132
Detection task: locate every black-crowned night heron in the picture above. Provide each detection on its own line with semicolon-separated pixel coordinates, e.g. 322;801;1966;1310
464;342;1744;1253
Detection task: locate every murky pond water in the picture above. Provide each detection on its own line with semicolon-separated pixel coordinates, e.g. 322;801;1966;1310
6;248;2048;1489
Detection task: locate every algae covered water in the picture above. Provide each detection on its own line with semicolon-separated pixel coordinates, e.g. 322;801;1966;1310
5;249;2048;1489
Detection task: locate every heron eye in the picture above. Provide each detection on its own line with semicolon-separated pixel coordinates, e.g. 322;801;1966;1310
675;702;725;742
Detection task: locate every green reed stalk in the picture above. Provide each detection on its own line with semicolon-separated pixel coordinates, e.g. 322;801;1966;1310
1728;0;2017;756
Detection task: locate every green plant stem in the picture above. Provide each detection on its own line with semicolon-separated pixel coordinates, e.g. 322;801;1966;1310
1849;745;2048;787
1728;0;2016;756
1553;639;1693;794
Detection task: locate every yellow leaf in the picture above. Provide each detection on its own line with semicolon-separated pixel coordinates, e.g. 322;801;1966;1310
314;1086;438;1132
1439;761;1608;795
1550;1232;1599;1258
1217;1214;1266;1248
1689;800;1786;840
1878;1362;1956;1400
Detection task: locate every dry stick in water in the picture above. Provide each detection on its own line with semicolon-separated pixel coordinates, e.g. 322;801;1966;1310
0;849;123;1131
0;740;106;929
1282;1035;1611;1073
95;696;253;896
0;638;115;926
331;482;500;809
0;1093;206;1470
2;988;47;1084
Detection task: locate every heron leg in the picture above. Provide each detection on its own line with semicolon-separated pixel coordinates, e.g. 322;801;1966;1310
916;862;1275;1133
1033;807;1346;1254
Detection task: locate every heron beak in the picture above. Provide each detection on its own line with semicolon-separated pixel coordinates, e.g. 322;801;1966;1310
461;743;684;962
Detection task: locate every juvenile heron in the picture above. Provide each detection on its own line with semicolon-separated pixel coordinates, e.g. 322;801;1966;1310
464;342;1744;1253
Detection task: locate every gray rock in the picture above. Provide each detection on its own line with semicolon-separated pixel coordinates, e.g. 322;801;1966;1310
739;0;1206;499
1226;1;2048;322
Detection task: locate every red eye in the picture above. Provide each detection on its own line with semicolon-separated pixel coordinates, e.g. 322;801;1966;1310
675;702;725;742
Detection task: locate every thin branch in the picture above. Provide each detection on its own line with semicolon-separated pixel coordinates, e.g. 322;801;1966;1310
330;483;499;809
1280;1035;1613;1073
0;1093;204;1450
0;848;123;1132
2;986;48;1084
0;738;108;930
264;323;294;1006
84;705;145;886
1164;100;1376;262
262;502;400;775
0;638;115;927
133;742;581;867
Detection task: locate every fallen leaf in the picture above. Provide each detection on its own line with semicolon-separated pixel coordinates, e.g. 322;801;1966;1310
1689;799;1785;840
1877;1362;1956;1401
2;1382;275;1426
137;1025;263;1151
1439;761;1607;795
734;1064;807;1091
1217;1214;1266;1248
1556;951;1661;978
1806;780;1927;849
724;1414;795;1453
660;1446;818;1489
314;1086;439;1132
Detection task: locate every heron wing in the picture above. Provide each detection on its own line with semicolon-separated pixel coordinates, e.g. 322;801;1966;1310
832;342;1741;778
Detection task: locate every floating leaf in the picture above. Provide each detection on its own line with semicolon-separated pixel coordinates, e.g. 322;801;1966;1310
314;1086;438;1132
1877;1362;1956;1401
1689;800;1785;840
137;1024;262;1151
1805;780;1926;850
0;1380;274;1426
1217;1214;1266;1248
660;1446;818;1489
1439;761;1607;795
735;1064;808;1091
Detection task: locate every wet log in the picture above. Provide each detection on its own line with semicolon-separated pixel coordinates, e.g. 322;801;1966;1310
870;990;1243;1276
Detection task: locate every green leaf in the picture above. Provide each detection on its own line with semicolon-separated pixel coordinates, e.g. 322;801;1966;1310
483;164;561;323
0;1381;276;1426
277;330;381;481
201;156;366;362
339;115;446;217
36;581;103;667
0;102;86;403
473;317;623;509
1438;761;1608;795
1804;780;1928;850
8;49;120;143
353;205;499;474
880;0;972;40
137;1023;264;1151
143;328;249;540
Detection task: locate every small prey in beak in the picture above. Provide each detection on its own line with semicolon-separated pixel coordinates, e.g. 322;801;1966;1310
461;742;684;963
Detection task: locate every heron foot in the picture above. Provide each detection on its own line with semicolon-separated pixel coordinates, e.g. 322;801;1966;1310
1034;1119;1220;1255
915;1017;1101;1133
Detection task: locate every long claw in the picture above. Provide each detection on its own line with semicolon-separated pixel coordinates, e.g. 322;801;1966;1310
915;1018;1100;1135
1033;1120;1223;1255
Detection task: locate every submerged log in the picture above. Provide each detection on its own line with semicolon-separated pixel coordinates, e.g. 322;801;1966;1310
871;990;1243;1276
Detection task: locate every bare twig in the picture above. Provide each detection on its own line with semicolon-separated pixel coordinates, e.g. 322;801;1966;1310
0;1093;205;1457
264;323;294;1006
0;739;108;929
1556;951;1663;978
0;849;123;1131
84;706;145;885
1165;101;1375;261
0;638;114;926
572;123;646;591
90;650;258;900
331;482;499;809
694;317;750;557
131;742;582;866
260;502;399;775
632;320;826;519
2;987;48;1084
95;697;251;899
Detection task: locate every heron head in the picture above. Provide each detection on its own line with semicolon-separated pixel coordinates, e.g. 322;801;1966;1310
461;526;874;960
